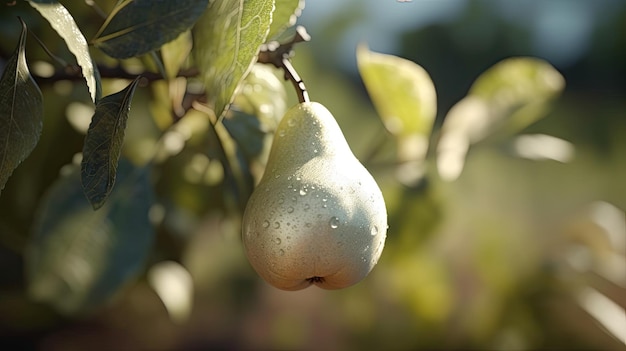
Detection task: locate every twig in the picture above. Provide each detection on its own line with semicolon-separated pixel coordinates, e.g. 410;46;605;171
33;65;199;85
257;26;311;103
84;0;108;19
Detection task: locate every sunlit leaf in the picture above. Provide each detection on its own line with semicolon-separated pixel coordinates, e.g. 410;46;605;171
469;56;565;133
436;96;488;181
0;20;43;196
92;0;209;59
224;65;287;184
147;261;193;324
161;30;193;80
267;0;304;40
511;134;575;163
437;57;565;181
27;161;154;315
28;0;98;102
81;77;140;210
357;44;437;138
193;0;274;120
232;63;287;129
470;57;564;101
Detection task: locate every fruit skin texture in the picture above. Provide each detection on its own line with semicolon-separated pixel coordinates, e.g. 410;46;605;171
242;102;387;290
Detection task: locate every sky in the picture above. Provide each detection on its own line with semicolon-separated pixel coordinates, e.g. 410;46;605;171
298;0;625;70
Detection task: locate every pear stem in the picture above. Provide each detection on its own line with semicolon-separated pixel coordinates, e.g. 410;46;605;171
281;58;309;103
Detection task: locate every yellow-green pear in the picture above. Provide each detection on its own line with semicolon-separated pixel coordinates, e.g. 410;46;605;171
242;102;387;290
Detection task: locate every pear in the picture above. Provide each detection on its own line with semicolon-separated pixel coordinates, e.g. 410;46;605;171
242;102;387;290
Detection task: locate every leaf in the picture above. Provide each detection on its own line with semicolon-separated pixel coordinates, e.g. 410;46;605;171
161;30;193;80
193;0;274;121
92;0;209;59
357;44;437;138
469;56;565;133
231;63;287;129
81;77;140;210
28;0;98;102
223;110;267;160
0;20;43;196
511;134;575;163
267;0;304;40
26;161;155;315
436;57;565;181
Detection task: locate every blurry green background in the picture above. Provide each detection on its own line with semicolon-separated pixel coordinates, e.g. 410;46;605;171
1;0;625;350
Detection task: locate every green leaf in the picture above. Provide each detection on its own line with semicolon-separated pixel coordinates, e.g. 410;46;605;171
27;161;154;315
161;30;193;80
193;0;274;120
357;44;437;138
436;57;565;181
223;110;267;160
469;56;565;133
267;0;304;40
92;0;209;59
28;0;98;102
81;77;140;210
232;63;287;129
0;20;43;196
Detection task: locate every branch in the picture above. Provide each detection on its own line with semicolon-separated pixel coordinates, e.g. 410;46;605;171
257;26;311;103
33;65;199;86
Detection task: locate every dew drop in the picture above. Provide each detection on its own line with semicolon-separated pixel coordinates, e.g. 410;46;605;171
278;198;284;205
262;220;270;228
274;237;282;244
313;149;318;154
296;176;301;181
291;196;297;202
287;176;292;181
299;189;307;196
279;249;285;256
370;225;379;236
304;204;310;211
305;222;312;228
288;118;296;127
273;222;280;229
287;207;294;213
322;204;327;208
329;216;340;229
278;130;285;137
274;174;280;179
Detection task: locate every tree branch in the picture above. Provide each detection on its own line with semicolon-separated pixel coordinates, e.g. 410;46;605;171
257;26;311;103
33;65;199;86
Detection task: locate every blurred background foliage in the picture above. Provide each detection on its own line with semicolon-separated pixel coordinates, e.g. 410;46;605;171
1;0;625;350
